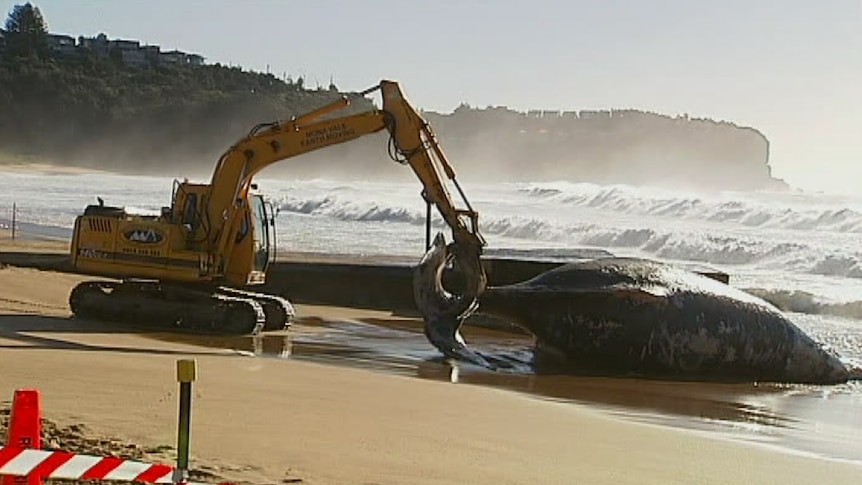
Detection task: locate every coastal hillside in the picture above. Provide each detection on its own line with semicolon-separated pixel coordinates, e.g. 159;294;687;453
0;2;783;190
422;106;778;190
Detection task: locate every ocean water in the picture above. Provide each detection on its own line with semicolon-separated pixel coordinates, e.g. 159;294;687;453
2;168;862;464
4;170;862;321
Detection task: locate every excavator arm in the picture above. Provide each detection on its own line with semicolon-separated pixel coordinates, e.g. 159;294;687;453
202;80;487;309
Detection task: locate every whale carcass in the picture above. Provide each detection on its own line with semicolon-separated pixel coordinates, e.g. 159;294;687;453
413;234;851;384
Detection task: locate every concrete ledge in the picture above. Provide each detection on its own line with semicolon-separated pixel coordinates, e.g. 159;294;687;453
0;251;729;313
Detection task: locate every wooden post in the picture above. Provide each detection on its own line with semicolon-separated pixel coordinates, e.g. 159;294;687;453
11;202;16;240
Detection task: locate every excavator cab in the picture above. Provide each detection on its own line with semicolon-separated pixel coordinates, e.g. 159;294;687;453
213;190;274;286
249;193;273;274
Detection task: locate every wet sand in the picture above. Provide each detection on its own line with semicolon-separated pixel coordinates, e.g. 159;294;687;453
155;315;862;466
1;238;861;483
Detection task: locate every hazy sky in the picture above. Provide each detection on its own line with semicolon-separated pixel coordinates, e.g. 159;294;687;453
3;0;861;193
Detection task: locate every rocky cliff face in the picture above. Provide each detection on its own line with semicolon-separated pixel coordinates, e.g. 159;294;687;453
420;106;780;190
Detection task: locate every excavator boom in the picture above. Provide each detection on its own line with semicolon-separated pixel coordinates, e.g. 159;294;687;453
202;81;484;271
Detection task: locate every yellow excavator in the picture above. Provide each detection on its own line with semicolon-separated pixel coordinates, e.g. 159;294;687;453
68;80;487;334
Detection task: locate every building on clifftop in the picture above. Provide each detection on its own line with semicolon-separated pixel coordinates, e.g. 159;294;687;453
76;32;205;68
47;33;77;57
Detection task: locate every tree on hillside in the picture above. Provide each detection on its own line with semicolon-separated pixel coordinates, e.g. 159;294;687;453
3;2;48;59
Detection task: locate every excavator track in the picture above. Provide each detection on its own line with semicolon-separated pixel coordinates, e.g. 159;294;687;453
218;287;295;331
68;280;289;335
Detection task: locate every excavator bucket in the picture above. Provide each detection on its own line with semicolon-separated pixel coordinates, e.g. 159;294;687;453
413;233;490;367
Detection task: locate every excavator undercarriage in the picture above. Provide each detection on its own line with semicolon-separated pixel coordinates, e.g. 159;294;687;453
69;280;294;334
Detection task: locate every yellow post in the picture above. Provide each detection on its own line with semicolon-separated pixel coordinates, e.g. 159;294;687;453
175;359;197;483
177;359;197;383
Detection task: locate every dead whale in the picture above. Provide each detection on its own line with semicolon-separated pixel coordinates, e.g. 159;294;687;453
414;234;851;384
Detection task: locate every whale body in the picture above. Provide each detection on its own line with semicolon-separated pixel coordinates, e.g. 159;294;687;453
413;236;851;384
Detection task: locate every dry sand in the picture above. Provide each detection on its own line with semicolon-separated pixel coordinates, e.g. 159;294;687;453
0;238;860;484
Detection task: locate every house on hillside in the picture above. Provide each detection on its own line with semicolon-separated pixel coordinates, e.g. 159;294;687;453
47;33;77;57
187;53;205;66
110;39;139;51
108;39;148;67
140;45;160;64
79;33;109;57
160;50;204;66
159;49;186;64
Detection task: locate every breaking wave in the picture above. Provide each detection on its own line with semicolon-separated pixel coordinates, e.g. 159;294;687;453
273;190;862;279
277;195;426;225
744;288;862;321
517;182;862;233
489;218;862;279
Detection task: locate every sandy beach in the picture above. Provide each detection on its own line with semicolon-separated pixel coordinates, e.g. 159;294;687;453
1;234;861;485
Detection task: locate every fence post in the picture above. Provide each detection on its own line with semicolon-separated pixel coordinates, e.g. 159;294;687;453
11;202;16;240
